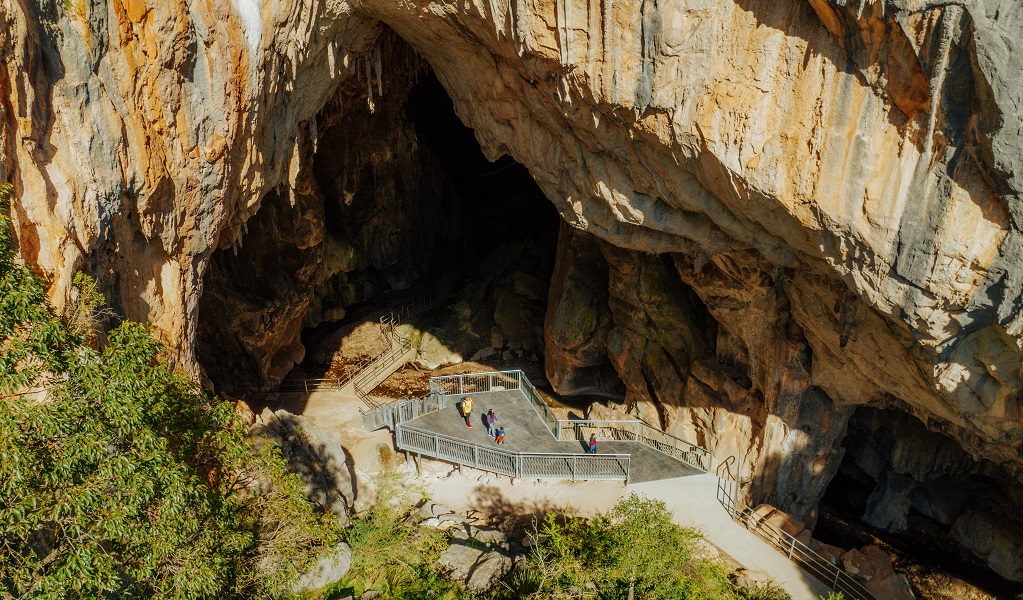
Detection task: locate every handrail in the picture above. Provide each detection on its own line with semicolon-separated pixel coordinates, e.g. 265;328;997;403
240;298;433;397
556;418;712;472
361;392;446;431
396;422;631;482
715;458;876;600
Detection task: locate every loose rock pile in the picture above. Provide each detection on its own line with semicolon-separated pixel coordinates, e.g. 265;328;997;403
412;500;528;593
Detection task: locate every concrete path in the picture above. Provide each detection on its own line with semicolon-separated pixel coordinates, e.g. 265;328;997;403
630;475;832;600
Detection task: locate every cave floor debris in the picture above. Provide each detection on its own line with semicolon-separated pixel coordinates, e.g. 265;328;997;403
399;389;699;484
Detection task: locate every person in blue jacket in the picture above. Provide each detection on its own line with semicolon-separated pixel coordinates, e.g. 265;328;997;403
587;433;597;454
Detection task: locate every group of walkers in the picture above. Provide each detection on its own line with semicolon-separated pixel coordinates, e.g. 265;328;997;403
458;397;505;445
458;396;599;453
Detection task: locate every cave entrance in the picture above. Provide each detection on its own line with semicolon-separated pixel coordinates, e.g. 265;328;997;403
196;32;560;396
814;406;1023;598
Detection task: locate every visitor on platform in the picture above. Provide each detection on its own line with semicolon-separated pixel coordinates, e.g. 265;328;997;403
486;409;497;436
460;396;474;427
495;426;506;445
587;433;597;454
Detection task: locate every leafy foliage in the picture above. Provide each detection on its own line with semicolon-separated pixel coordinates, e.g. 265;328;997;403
335;472;460;598
519;494;792;600
0;205;339;598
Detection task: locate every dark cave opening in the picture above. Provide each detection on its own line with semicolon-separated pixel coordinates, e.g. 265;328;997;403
195;37;560;394
814;407;1023;598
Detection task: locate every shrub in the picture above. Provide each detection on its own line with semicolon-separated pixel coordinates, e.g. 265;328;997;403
0;202;339;598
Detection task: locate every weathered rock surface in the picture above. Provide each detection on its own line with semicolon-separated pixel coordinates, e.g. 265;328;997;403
950;510;1023;582
254;409;355;524
3;0;1023;583
291;542;353;593
414;501;524;592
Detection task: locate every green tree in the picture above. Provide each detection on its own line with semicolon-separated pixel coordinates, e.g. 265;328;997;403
338;471;455;598
522;494;779;600
0;196;339;598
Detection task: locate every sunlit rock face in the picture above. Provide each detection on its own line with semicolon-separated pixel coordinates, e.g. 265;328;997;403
2;0;1022;556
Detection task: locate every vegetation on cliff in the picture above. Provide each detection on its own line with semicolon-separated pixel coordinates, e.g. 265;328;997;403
0;192;339;598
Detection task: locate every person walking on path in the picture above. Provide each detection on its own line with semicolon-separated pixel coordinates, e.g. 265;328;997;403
460;396;474;427
495;426;506;445
587;433;597;454
485;409;497;436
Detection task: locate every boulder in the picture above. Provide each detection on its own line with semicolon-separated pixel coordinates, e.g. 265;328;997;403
840;548;874;581
253;410;355;524
235;399;257;426
414;501;471;530
415;331;463;370
489;326;505;349
752;504;806;537
865;572;916;600
860;545;895;581
437;543;514;592
732;567;771;589
291;542;352;593
951;511;1023;582
470;346;497;361
808;537;844;566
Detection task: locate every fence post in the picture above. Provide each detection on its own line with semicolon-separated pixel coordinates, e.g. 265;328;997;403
516;455;522;478
557;421;562;440
473;446;479;468
571;455;576;481
787;537;795;559
304;380;309;394
633;421;640;441
434;434;440;456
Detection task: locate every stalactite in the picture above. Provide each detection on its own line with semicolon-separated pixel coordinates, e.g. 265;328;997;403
328;40;336;80
489;0;502;36
856;0;867;21
374;45;383;97
365;55;375;112
924;4;963;157
514;0;530;54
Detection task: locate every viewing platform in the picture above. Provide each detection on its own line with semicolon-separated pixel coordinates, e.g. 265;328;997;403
362;370;709;484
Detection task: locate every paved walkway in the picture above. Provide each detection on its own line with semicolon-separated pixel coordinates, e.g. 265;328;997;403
400;390;700;484
630;475;831;600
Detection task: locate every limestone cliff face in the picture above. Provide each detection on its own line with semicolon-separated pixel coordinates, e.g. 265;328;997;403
2;0;1022;551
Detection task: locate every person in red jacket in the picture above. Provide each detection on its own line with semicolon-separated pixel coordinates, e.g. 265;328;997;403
587;433;597;454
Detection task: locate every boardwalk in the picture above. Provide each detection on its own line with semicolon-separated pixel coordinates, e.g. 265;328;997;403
401;389;700;484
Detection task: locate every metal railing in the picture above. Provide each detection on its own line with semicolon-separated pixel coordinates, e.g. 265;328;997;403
556;419;712;472
395;424;631;482
428;370;523;396
428;370;561;437
360;392;446;431
715;458;876;600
